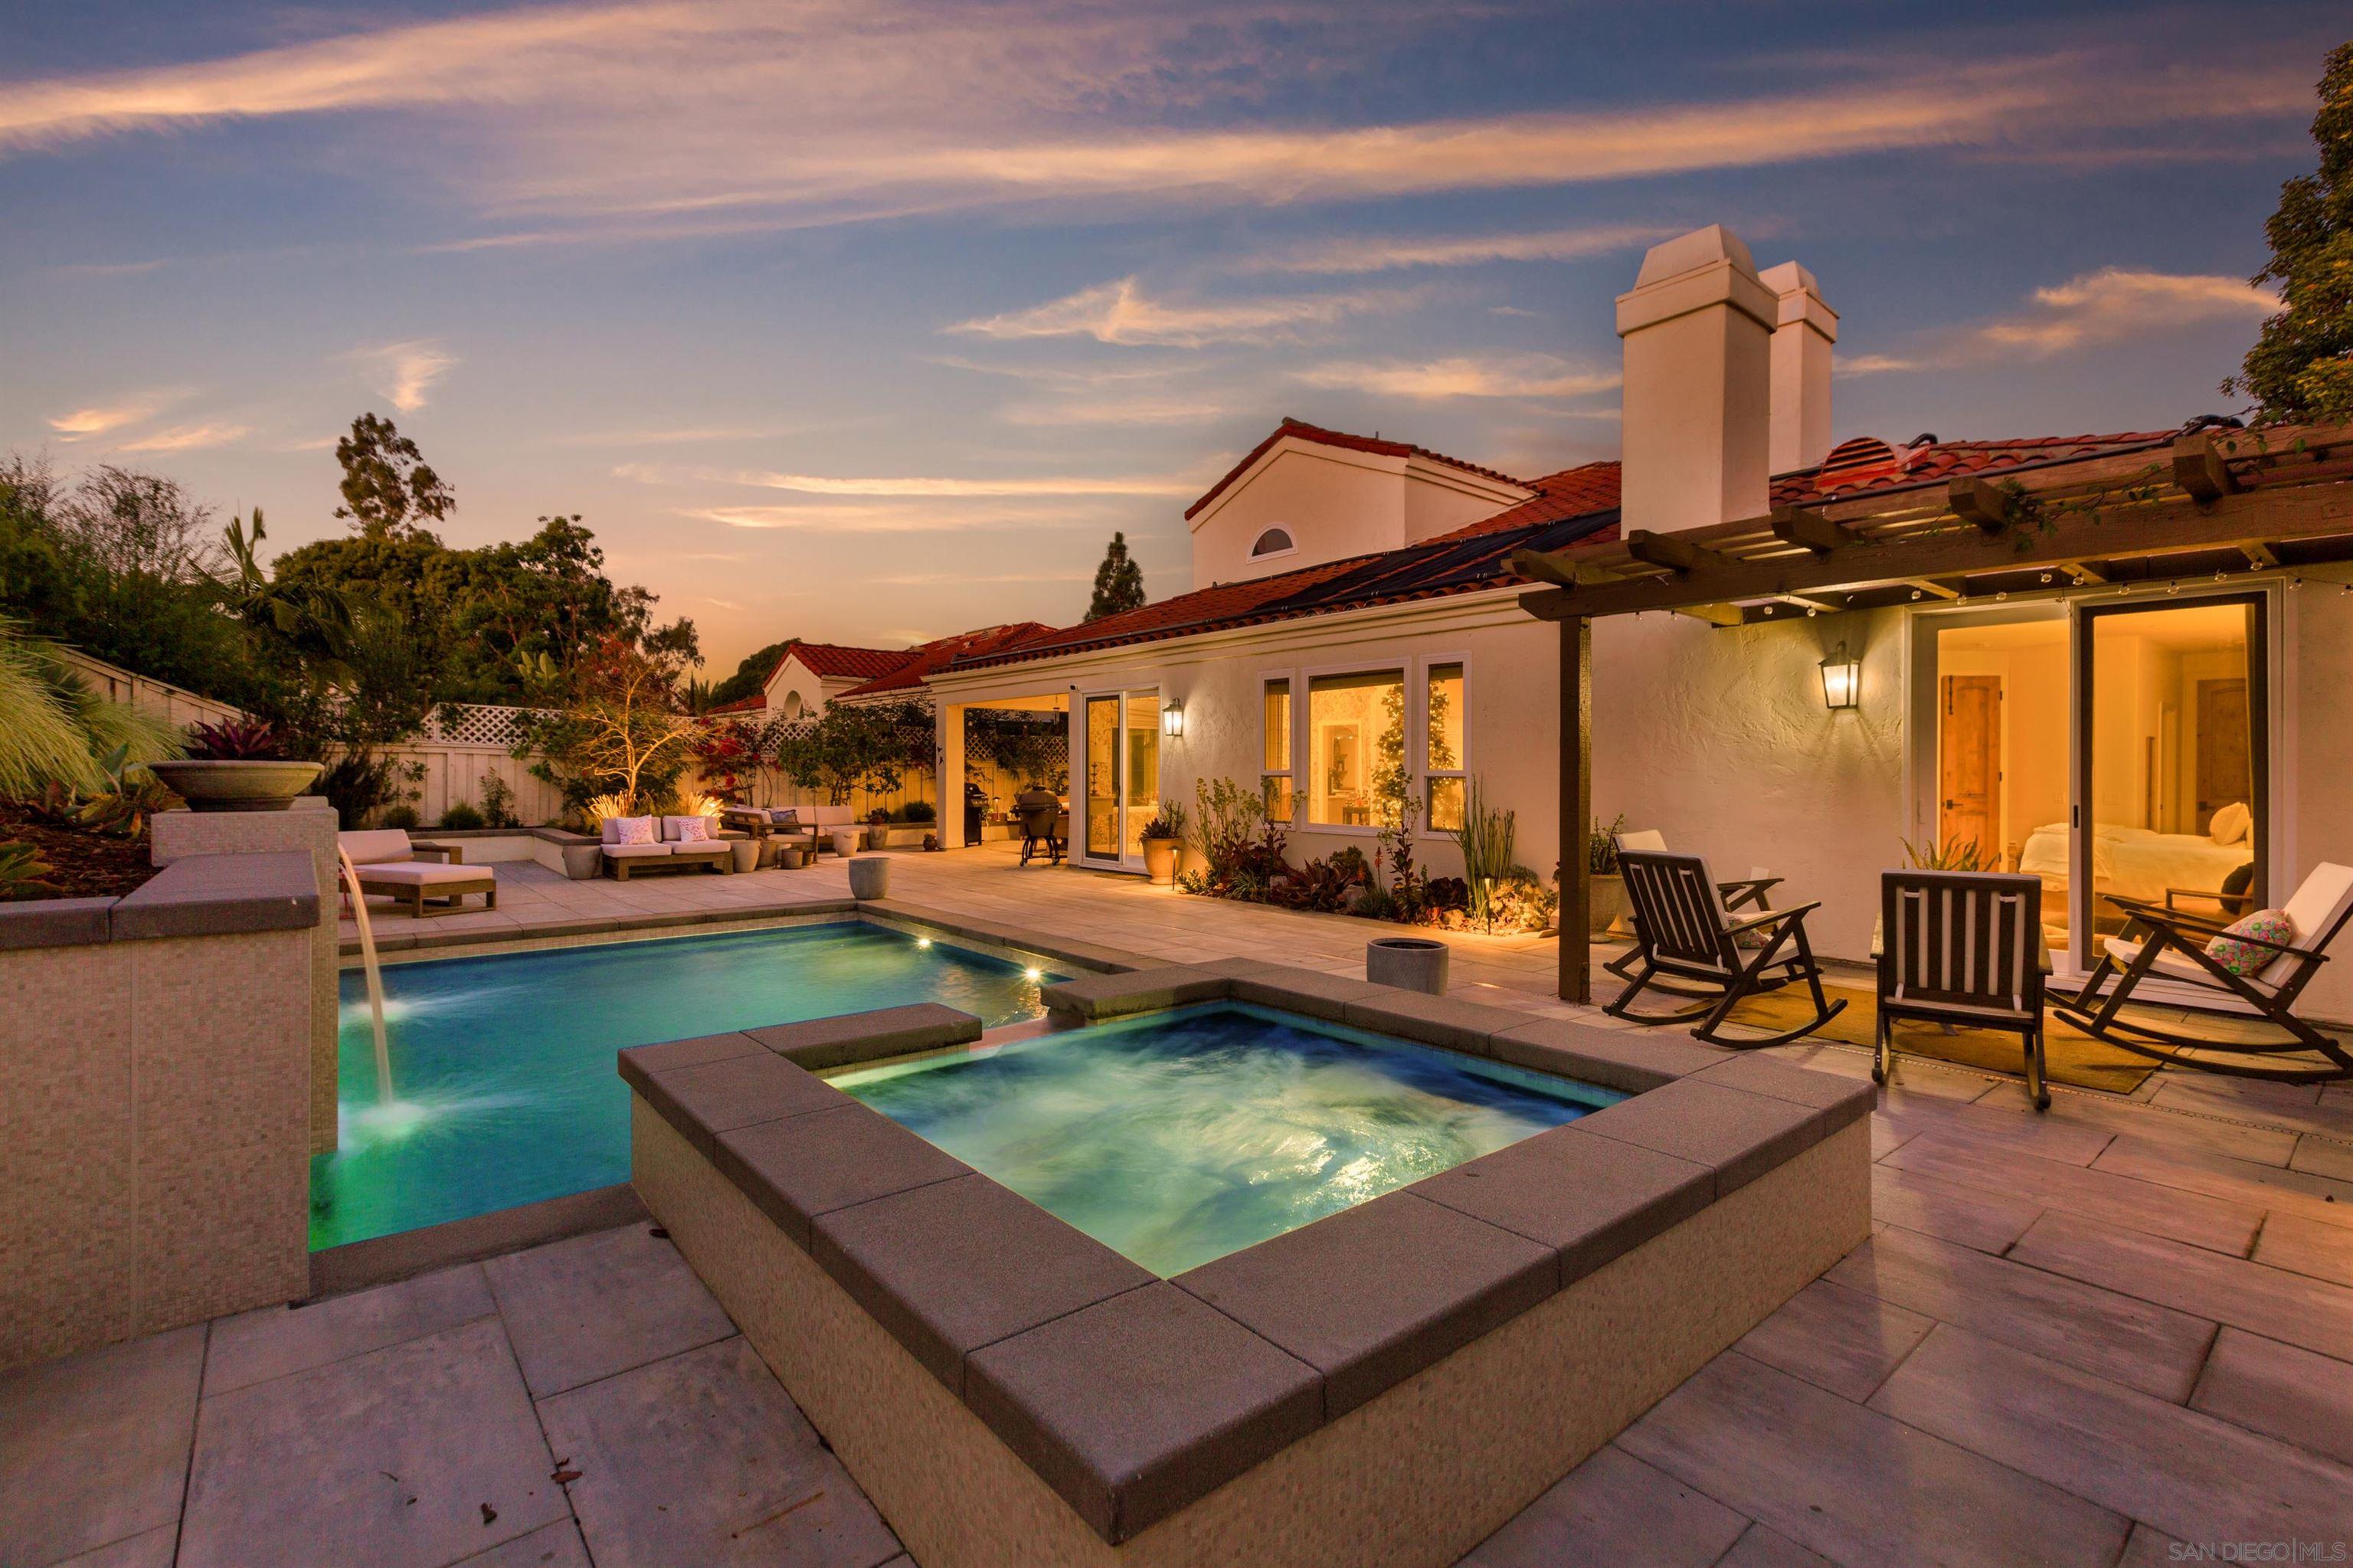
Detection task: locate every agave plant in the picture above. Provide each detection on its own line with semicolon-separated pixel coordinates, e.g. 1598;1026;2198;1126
185;716;285;761
1900;834;1993;872
0;840;60;901
75;746;180;839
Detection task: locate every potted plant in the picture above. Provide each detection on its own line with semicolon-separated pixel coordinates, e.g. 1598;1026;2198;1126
867;807;892;850
1587;812;1631;937
1139;802;1186;885
149;719;323;812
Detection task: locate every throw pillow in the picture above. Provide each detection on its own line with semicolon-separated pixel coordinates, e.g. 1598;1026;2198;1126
2208;800;2252;846
670;815;711;843
611;815;657;846
2207;908;2293;977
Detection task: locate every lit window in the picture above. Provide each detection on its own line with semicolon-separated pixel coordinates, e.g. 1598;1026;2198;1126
1307;669;1406;829
1425;663;1467;831
1250;527;1294;558
1261;679;1294;823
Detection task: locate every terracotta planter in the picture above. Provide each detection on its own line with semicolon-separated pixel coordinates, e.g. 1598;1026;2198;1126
1141;836;1182;885
146;759;324;813
1367;936;1449;996
1589;873;1632;937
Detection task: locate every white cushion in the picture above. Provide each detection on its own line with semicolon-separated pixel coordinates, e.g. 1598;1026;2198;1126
357;862;486;886
602;816;658;846
339;829;413;865
601;843;673;860
2208;801;2251;846
663;815;715;843
1614;829;1667;855
804;804;855;827
2261;862;2353;987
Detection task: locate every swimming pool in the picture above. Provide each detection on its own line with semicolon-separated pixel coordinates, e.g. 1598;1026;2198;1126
313;921;1055;1250
834;1001;1620;1275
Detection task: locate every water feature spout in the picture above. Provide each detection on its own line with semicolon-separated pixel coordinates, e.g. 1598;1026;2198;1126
335;845;395;1103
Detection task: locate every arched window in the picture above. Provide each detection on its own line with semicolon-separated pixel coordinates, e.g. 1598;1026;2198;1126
783;691;804;719
1250;527;1295;559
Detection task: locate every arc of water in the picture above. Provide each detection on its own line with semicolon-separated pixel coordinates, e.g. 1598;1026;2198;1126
335;846;395;1104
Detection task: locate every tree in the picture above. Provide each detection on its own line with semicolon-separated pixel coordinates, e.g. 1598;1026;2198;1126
526;635;705;812
333;413;455;538
709;638;790;706
773;702;930;805
2227;41;2353;422
1085;532;1145;620
220;509;354;666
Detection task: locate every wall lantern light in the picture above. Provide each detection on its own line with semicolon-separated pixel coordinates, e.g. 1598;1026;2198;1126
1162;699;1186;738
1818;643;1860;711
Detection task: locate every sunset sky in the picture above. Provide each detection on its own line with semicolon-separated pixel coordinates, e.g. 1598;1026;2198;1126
0;1;2336;672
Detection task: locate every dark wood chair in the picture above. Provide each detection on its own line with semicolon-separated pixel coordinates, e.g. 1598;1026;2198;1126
1015;791;1064;866
1605;849;1845;1048
2054;862;2353;1083
1604;829;1782;986
1878;870;2050;1108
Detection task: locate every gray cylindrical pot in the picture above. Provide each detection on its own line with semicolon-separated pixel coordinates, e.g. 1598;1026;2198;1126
848;853;891;900
1366;936;1448;995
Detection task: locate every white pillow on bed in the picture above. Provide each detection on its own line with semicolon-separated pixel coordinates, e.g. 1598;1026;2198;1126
2209;801;2251;846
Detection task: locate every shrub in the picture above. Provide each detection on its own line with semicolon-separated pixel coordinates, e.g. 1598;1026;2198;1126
439;802;485;831
896;799;936;823
379;804;420;830
1269;853;1365;913
478;773;519;828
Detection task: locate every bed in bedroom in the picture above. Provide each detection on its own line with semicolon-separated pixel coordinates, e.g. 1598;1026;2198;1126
2018;815;2256;927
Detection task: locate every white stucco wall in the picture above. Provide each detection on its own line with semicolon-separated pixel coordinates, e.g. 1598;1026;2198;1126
2286;587;2353;1019
1188;443;1529;590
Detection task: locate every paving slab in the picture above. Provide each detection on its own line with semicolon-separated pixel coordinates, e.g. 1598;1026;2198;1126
483;1223;738;1398
1411;1124;1711;1282
450;1520;592;1566
1828;1226;2215;1402
1873;1323;2353;1549
1884;1133;2263;1256
2009;1211;2353;1365
206;1265;496;1396
535;1336;900;1568
0;1323;204;1568
1732;1278;1935;1403
1713;1521;1838;1568
2252;1211;2353;1288
51;1526;179;1568
178;1317;565;1568
2091;1137;2353;1232
2188;1326;2353;1470
1869;1164;2044;1255
2294;1136;2353;1183
1618;1351;2129;1568
1456;1443;1747;1567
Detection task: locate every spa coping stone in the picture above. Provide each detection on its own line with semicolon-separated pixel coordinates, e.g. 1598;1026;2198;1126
1174;1187;1556;1421
811;1173;1154;1397
715;1102;973;1249
963;1282;1325;1543
0;850;320;950
621;962;1873;1546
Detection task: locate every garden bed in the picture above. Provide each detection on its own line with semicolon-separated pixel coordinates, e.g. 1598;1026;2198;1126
0;802;159;900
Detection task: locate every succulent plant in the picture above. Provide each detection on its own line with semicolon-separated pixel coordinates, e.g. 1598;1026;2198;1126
185;717;286;761
0;840;59;901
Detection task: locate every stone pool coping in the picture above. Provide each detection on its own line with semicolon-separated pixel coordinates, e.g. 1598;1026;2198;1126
619;962;1872;1547
0;849;318;951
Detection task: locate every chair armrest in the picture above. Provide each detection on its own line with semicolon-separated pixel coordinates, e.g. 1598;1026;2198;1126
407;841;460;863
1722;900;1821;938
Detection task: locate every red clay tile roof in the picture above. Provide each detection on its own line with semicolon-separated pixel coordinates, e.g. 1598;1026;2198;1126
1772;431;2178;508
837;622;1058;698
1184;417;1531;522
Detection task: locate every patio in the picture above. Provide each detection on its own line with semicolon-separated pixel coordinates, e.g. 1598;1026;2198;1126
14;853;2352;1566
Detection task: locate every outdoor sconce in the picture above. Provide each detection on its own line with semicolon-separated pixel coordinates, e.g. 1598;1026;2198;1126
1162;700;1185;738
1819;642;1860;711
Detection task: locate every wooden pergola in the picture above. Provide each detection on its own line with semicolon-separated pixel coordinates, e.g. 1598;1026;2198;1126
1511;424;2353;1003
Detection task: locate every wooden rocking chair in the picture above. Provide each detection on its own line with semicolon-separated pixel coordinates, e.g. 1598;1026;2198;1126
1879;871;2050;1108
2052;862;2353;1083
1603;830;1782;986
1605;849;1847;1048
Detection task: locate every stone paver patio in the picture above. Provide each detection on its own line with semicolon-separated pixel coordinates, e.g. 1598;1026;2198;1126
11;847;2351;1566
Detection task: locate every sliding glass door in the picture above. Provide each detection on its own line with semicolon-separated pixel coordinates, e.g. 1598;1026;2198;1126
1079;687;1159;870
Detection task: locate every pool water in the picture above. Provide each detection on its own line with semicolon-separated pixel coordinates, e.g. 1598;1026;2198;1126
312;922;1054;1250
834;1002;1620;1276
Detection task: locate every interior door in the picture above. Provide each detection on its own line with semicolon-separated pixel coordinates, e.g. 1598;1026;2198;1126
2194;678;2250;834
1939;674;2000;860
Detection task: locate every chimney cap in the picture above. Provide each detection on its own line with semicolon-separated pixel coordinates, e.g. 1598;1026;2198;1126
1633;224;1758;288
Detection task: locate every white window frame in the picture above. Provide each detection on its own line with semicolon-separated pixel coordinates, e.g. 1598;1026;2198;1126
1258;672;1298;827
1248;526;1299;562
1300;661;1409;836
1418;653;1470;839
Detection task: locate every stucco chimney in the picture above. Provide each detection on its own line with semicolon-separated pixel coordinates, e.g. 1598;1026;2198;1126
1615;224;1775;533
1759;260;1838;475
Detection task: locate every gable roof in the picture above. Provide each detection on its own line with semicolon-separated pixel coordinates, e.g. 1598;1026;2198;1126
1184;417;1532;522
836;622;1057;698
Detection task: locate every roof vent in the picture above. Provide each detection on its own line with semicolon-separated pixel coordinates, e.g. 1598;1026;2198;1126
1817;435;1900;482
1906;432;1939;447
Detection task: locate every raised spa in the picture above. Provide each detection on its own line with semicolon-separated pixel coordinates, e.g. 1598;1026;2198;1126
833;1002;1620;1275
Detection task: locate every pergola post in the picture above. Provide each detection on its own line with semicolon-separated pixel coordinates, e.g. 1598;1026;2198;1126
1559;614;1592;1004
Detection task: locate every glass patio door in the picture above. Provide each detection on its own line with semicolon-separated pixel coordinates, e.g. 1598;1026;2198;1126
1079;688;1159;869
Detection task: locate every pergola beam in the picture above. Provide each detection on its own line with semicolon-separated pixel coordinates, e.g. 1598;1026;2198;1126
1522;484;2353;621
1672;603;1746;627
1900;578;1962;601
1624;529;1734;574
1508;547;1582;590
1769;506;1855;555
2242;541;2279;568
2175;432;2243;503
1949;477;2014;532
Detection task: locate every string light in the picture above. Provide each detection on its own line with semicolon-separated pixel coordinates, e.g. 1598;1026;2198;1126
2040;572;2054;584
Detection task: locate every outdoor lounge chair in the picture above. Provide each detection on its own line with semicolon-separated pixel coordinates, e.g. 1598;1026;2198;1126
339;828;498;918
1605;849;1845;1047
1878;870;2050;1108
1605;829;1782;984
2052;862;2353;1083
1015;791;1064;866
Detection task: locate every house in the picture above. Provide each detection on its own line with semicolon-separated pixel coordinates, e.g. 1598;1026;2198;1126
710;624;1053;719
923;222;2353;1015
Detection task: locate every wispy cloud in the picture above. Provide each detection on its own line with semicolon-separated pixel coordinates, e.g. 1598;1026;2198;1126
348;339;456;412
1842;268;2281;375
47;391;175;439
949;277;1419;347
681;502;1127;533
997;395;1229;427
1255;223;1676;275
1291;353;1618;401
869;569;1091;585
53;257;168;279
117;422;250;452
626;459;1194;497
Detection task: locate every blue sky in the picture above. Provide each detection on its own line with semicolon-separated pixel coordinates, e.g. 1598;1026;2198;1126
0;1;2336;672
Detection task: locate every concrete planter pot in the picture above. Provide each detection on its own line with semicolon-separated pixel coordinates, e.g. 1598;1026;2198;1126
848;854;891;900
1141;836;1182;885
1366;936;1449;996
830;830;860;857
146;759;325;812
1589;872;1632;937
777;844;807;869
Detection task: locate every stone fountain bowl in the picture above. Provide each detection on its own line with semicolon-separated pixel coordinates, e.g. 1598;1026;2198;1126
147;758;325;812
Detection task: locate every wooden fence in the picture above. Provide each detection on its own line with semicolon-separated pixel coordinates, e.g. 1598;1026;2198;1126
57;649;245;731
